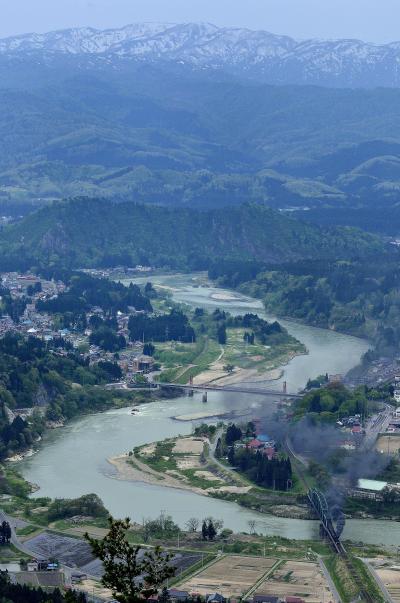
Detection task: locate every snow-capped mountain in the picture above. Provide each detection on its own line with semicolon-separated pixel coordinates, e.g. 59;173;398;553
2;22;400;87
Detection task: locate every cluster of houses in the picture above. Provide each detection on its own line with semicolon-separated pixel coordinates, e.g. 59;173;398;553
0;273;64;339
336;414;364;436
0;272;157;384
24;558;59;572
238;434;276;460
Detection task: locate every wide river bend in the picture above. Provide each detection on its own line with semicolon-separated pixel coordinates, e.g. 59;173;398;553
18;273;400;547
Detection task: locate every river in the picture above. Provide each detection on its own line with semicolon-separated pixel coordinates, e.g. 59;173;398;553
18;273;400;547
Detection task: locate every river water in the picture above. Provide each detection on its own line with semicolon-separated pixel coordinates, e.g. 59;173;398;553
18;273;400;546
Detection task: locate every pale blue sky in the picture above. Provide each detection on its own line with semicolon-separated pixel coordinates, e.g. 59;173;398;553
1;0;399;43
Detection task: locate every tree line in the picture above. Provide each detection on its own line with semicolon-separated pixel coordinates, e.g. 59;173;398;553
128;310;196;343
0;572;86;602
228;447;293;491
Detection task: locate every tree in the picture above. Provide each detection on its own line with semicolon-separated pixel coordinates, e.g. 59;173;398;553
0;521;11;544
185;517;199;532
201;520;208;541
226;423;242;446
207;519;217;541
85;517;175;603
215;437;223;459
217;324;227;345
143;343;155;357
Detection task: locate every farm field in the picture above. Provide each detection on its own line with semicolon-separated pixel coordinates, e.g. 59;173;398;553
375;434;400;455
179;555;278;598
254;560;334;603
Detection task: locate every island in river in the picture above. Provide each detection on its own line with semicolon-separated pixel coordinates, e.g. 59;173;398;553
141;281;307;387
18;272;400;547
109;432;312;520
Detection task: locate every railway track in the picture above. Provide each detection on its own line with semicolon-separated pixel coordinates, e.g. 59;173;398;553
285;440;381;602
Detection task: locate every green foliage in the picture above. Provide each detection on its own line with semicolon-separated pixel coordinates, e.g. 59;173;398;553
229;448;293;491
2;66;400;211
234;253;400;353
89;326;126;352
129;309;195;343
37;272;152;316
0;333;136;459
85;517;175;603
294;383;368;422
0;571;86;602
0;199;382;272
47;493;108;521
143;513;180;540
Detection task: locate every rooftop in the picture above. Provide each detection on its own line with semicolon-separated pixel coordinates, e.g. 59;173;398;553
357;478;387;492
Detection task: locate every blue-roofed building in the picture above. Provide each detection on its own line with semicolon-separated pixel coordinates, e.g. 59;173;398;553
257;434;270;443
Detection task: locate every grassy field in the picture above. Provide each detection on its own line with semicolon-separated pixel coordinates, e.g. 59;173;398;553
156;326;305;385
156;336;222;383
224;328;305;373
325;554;386;603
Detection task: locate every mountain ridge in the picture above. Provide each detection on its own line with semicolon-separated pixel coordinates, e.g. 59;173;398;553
2;22;400;87
0;199;384;270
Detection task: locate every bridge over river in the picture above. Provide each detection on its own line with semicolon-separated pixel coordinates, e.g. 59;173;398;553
157;382;301;398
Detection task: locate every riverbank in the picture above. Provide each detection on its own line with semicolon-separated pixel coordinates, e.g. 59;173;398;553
20;272;387;542
157;330;306;388
109;435;312;520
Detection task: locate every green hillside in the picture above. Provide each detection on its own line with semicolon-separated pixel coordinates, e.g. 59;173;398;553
0;198;383;270
1;64;400;210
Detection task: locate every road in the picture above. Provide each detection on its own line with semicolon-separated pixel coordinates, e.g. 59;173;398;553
362;403;393;450
318;556;341;603
0;509;35;558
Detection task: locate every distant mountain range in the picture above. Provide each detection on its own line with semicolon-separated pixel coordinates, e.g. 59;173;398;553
2;22;400;88
2;23;400;220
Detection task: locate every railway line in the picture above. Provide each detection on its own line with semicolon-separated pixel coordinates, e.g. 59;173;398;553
285;438;384;602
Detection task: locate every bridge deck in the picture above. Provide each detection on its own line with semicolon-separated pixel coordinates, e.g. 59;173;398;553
158;383;300;398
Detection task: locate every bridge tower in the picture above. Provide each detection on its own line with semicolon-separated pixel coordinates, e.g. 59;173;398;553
282;381;287;394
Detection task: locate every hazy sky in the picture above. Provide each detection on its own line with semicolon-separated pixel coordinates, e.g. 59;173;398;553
1;0;399;43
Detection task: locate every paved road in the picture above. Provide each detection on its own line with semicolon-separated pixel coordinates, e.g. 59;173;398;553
318;556;341;603
0;509;35;557
362;403;393;450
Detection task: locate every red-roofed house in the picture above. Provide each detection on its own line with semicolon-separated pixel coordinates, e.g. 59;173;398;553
248;439;263;449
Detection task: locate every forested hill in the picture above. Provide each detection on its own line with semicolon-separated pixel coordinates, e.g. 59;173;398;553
0;199;384;270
